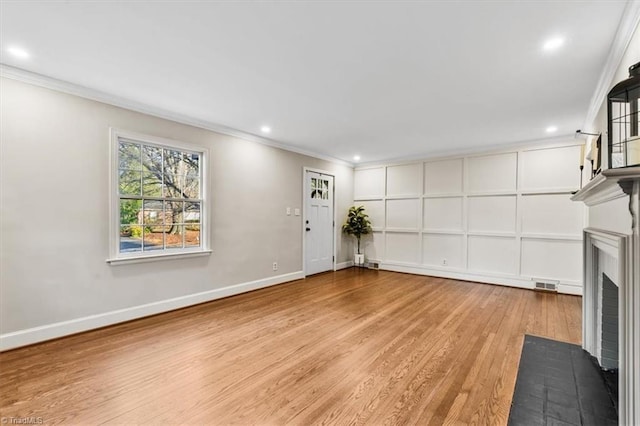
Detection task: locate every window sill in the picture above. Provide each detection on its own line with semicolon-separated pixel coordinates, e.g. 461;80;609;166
106;250;212;266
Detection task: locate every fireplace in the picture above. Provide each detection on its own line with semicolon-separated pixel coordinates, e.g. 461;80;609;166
572;167;640;426
583;229;626;375
600;273;618;370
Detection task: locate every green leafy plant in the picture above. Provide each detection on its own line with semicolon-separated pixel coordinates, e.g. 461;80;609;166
342;206;372;254
130;225;143;238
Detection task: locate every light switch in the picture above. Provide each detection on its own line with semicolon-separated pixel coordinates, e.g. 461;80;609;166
294;208;300;216
286;207;291;216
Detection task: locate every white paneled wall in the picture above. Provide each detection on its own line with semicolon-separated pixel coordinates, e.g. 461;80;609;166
520;239;582;282
424;197;463;231
467;153;517;193
358;200;385;231
354;167;385;199
467;236;519;275
468;196;517;234
386;199;421;230
385;232;420;264
422;234;464;268
521;194;584;236
364;232;385;261
519;146;580;191
353;141;584;294
424;159;463;194
387;163;422;196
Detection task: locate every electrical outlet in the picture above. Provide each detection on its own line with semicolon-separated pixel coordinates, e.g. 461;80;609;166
273;262;278;271
442;258;447;266
294;208;300;216
286;207;291;215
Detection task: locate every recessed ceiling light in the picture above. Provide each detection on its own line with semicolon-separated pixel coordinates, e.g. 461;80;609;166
260;126;271;134
546;126;558;133
7;46;29;59
543;37;564;51
353;155;361;161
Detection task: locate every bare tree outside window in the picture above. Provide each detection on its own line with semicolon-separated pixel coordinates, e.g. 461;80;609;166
118;139;202;253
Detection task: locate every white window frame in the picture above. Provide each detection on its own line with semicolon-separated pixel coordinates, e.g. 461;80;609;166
107;128;211;265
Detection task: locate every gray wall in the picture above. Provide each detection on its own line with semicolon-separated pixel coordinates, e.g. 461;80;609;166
0;77;354;341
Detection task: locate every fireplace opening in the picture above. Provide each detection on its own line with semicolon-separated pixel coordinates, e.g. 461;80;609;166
601;273;619;370
600;273;619;410
580;223;637;424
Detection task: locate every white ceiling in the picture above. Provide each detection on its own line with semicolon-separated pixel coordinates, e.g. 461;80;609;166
0;1;630;164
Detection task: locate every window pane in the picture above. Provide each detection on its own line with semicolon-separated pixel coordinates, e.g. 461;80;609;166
143;200;163;226
185;224;200;247
142;172;162;197
164;149;183;175
119;170;142;196
165;225;185;249
164;201;184;224
185;202;200;223
142;145;163;172
120;225;142;253
120;199;141;225
163;201;174;224
119;142;141;170
163;174;183;198
113;136;205;258
143;227;163;251
183;178;199;199
185;153;200;177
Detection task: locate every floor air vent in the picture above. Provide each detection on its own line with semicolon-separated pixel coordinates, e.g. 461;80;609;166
534;280;558;292
367;262;380;270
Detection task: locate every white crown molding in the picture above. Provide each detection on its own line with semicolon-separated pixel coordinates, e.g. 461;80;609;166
356;133;579;169
583;0;640;131
0;64;353;168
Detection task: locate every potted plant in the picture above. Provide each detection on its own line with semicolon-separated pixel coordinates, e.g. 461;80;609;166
342;206;372;266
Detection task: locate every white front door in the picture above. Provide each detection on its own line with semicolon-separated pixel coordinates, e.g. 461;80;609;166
305;171;334;275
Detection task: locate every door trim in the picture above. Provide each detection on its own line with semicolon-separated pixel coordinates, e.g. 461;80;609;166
302;167;337;277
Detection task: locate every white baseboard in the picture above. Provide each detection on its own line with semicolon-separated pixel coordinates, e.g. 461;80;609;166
0;271;304;352
380;262;583;296
335;261;354;270
558;284;583;296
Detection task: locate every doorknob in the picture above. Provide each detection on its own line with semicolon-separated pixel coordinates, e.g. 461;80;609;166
306;227;311;231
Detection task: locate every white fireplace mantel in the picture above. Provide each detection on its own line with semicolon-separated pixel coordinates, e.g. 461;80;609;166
572;166;640;426
571;167;640;207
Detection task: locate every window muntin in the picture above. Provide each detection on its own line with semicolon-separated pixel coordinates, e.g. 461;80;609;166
112;131;207;261
310;177;329;199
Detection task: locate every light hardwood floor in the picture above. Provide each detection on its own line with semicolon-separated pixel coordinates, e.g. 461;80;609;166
0;269;581;425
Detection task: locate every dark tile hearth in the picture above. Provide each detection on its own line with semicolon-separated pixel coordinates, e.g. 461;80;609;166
508;335;618;426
